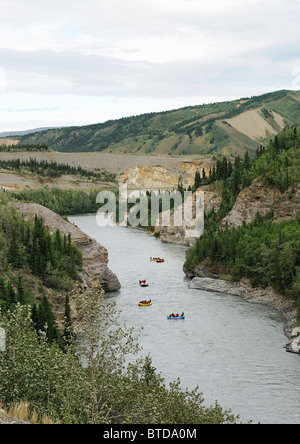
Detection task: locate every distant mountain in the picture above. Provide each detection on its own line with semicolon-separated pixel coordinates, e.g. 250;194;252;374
0;127;60;138
19;90;300;157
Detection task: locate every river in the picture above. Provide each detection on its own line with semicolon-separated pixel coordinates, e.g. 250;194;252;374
69;214;300;424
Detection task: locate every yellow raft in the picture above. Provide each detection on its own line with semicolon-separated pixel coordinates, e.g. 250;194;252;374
138;301;152;307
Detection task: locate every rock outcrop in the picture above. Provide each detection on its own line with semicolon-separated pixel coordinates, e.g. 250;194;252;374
0;413;32;425
189;276;298;351
11;202;121;293
158;185;222;246
273;184;300;221
158;193;200;247
221;181;300;229
221;181;281;228
285;328;300;354
119;160;212;190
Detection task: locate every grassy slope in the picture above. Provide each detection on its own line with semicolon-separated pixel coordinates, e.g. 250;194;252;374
20;90;300;157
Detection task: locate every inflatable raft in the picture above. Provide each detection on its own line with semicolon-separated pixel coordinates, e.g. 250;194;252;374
167;314;185;320
139;279;149;287
138;301;152;307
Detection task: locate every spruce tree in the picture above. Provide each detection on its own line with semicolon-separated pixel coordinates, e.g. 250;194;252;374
37;295;60;344
31;304;39;331
16;276;26;305
244;151;250;170
7;233;23;268
0;278;8;311
7;282;17;306
62;295;73;348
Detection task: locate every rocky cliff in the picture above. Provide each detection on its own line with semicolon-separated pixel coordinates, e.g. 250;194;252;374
11;202;121;293
158;184;222;246
120;160;212;190
221;181;300;229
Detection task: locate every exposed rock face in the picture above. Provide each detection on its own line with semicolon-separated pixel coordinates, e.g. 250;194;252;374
286;328;300;354
221;181;300;229
158;193;199;247
189;277;237;294
225;108;285;141
0;413;32;425
158;185;222;246
221;181;281;228
273;184;300;221
189;276;298;346
286;337;300;354
120;160;212;190
11;202;121;293
120;165;178;189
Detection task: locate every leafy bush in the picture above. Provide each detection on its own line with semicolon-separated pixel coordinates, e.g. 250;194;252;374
0;297;241;424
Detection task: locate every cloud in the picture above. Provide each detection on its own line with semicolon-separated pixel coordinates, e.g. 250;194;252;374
0;45;298;100
0;0;299;130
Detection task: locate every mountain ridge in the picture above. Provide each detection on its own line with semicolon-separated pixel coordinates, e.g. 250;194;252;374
0;127;60;138
19;89;300;157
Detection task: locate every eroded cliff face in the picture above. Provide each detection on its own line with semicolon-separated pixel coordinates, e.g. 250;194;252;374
119;160;212;190
221;181;300;229
273;184;300;221
11;202;121;293
158;185;223;246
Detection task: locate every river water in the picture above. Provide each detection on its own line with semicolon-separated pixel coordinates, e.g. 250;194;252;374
69;215;300;424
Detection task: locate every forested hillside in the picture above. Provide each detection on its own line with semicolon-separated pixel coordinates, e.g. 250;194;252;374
19;90;300;157
0;195;82;345
184;127;300;311
0;193;240;424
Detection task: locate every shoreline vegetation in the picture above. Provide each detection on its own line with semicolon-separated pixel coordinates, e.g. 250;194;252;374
0;194;244;424
4;128;300;333
186;271;297;340
183;127;300;334
0;124;299;423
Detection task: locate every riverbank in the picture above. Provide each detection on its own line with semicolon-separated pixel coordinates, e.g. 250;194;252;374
187;274;299;353
11;202;121;294
67;213;300;423
188;276;297;334
145;226;299;349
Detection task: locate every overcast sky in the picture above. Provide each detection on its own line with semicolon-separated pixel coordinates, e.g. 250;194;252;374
0;0;300;132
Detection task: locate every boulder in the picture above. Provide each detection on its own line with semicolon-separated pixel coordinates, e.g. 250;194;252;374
188;277;241;295
285;337;300;354
291;327;300;338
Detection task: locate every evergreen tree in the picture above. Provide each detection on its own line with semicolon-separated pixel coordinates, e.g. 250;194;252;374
7;283;17;306
62;295;73;348
7;234;23;268
31;304;39;331
37;295;60;344
0;278;8;311
16;276;26;305
244;151;251;170
194;170;201;189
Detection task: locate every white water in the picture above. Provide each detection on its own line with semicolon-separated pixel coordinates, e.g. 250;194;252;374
69;215;300;424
